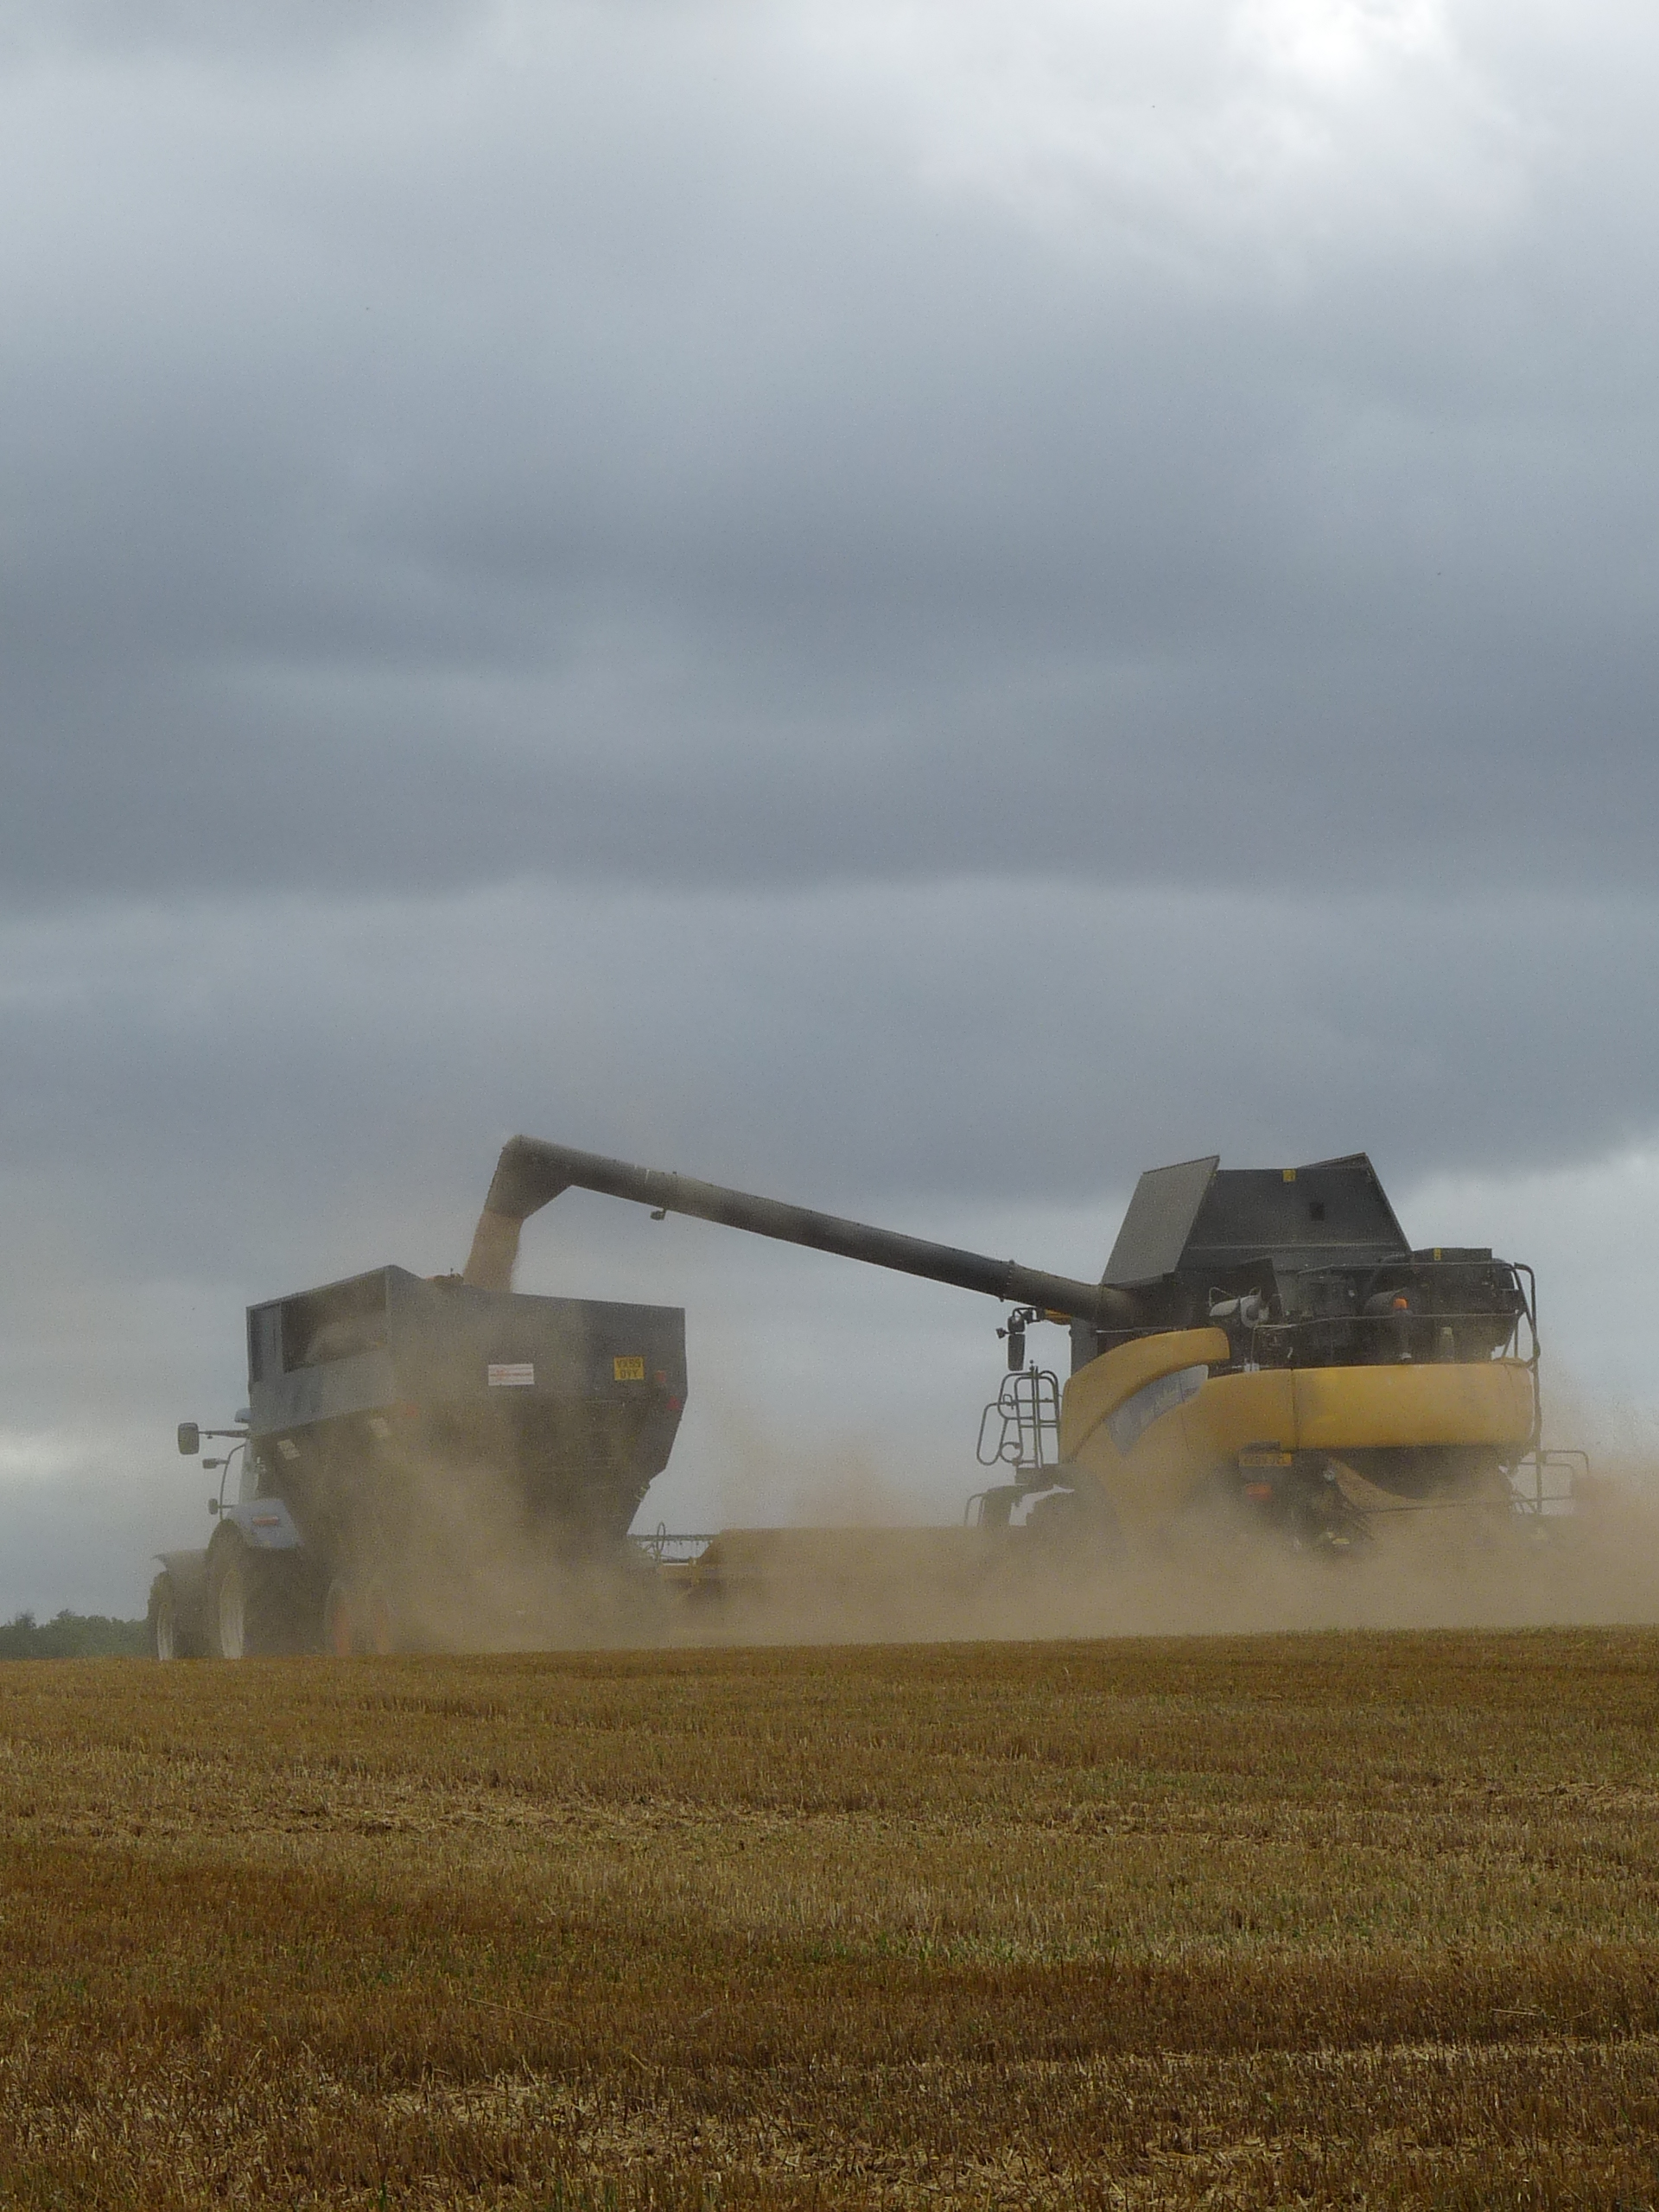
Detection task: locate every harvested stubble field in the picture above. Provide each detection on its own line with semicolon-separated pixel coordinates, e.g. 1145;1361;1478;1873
3;1632;1659;2209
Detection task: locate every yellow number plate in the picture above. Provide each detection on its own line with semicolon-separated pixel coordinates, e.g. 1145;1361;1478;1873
613;1355;645;1382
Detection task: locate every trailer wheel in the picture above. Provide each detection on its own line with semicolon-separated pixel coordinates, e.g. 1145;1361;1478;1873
205;1534;284;1660
147;1554;207;1657
208;1542;249;1659
359;1579;397;1655
323;1575;397;1656
322;1577;354;1657
147;1572;183;1660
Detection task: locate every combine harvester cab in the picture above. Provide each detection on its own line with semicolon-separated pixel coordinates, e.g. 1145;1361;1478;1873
1055;1154;1546;1552
151;1268;685;1659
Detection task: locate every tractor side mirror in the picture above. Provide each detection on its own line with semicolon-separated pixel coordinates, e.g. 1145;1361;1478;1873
1004;1317;1027;1372
177;1421;200;1456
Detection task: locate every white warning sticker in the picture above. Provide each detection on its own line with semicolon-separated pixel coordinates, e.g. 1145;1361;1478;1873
487;1363;535;1388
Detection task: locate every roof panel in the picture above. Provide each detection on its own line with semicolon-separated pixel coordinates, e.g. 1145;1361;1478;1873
1102;1156;1219;1286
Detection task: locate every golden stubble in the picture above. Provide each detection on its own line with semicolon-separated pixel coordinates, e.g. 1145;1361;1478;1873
2;1628;1658;2206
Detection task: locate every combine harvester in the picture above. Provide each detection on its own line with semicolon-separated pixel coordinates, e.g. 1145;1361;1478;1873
152;1139;1574;1656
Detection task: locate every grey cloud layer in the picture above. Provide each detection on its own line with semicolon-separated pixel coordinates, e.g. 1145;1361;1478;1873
3;3;1657;908
3;879;1652;1281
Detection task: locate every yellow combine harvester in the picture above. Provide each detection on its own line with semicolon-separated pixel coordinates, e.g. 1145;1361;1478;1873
467;1141;1560;1568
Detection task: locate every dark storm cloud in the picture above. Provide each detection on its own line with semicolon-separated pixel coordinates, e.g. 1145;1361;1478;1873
2;0;1657;910
3;879;1655;1268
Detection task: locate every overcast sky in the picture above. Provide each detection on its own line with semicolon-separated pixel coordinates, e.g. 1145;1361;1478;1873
3;0;1656;1614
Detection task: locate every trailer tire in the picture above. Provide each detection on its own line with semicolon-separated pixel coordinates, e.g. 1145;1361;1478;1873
206;1534;284;1660
322;1576;354;1657
148;1556;207;1659
323;1574;397;1656
359;1578;397;1655
148;1571;192;1660
149;1573;180;1660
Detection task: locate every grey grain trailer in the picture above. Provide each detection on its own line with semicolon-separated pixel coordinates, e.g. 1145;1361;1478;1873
151;1264;685;1657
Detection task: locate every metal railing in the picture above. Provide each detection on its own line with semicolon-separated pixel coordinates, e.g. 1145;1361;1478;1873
628;1525;718;1564
1345;1449;1586;1521
976;1365;1062;1478
1508;1448;1586;1516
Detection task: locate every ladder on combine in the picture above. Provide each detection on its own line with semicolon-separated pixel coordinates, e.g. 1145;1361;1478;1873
968;1363;1065;1527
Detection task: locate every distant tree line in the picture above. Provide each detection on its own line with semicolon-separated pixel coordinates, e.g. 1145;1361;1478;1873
0;1611;148;1658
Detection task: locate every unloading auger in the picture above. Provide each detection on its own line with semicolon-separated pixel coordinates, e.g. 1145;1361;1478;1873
461;1135;1139;1327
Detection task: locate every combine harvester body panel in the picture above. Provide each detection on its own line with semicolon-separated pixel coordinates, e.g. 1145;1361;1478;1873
1060;1329;1536;1539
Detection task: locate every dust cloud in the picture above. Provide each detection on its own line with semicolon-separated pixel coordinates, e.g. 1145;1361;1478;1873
597;1371;1648;1647
648;1383;1659;1649
322;1435;666;1655
308;1471;1659;1653
309;1380;1659;1656
645;1482;1659;1649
